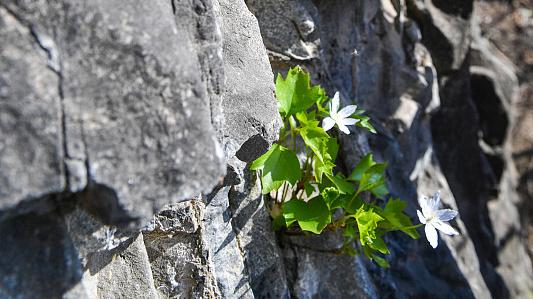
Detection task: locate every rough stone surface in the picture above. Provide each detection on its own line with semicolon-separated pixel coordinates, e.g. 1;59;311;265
204;186;253;298
0;6;64;213
143;201;219;298
216;0;282;159
0;0;226;226
281;232;378;299
0;0;532;298
84;233;159;299
226;159;290;298
0;0;281;297
475;0;533;278
248;0;531;298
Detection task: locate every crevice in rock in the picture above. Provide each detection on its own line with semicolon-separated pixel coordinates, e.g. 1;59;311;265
81;183;138;227
432;0;473;20
171;0;177;15
26;22;71;192
235;134;270;163
470;74;509;147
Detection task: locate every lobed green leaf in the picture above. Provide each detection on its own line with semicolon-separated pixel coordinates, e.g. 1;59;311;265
357;163;387;194
355;207;383;246
250;144;301;194
276;66;322;117
349;154;376;182
381;198;420;239
282;197;332;234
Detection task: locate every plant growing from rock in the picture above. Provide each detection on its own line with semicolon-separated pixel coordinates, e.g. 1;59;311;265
250;66;423;267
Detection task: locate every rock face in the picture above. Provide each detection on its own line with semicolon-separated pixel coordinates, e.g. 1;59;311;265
0;0;281;297
0;0;531;298
0;0;226;226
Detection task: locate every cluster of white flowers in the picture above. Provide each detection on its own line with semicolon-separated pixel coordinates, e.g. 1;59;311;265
322;92;460;249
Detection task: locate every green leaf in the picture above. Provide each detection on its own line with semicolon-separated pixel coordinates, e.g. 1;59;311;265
300;122;332;164
343;218;357;238
368;235;389;254
372;254;390;268
313;158;334;183
357;163;387;194
344;195;364;214
282;197;332;234
342;244;358;257
295;111;318;126
349;154;389;197
304;181;315;198
300;121;338;182
353;109;366;115
321;187;341;209
325;173;355;195
250;144;301;194
272;215;286;231
371;184;389;199
355;207;383;246
326;137;339;161
362;246;390;268
381;198;420;239
315;86;328;105
353;115;376;133
349;154;376;182
276;66;322;117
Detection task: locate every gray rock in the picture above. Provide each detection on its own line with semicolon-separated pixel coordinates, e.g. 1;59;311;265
64;206;133;266
281;232;378;299
408;0;473;72
143;201;219;298
227;159;290;298
411;0;533;298
0;6;65;213
246;0;320;60
216;0;282;160
83;234;159;299
203;186;253;298
470;8;533;298
0;0;226;227
247;0;530;298
1;0;531;298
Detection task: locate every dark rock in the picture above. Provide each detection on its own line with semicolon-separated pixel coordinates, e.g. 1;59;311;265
0;212;82;298
1;0;532;298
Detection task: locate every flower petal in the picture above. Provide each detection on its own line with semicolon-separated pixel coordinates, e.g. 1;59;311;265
337;123;350;135
428;191;441;211
425;224;438;248
341;118;358;126
322;117;335;131
417;210;426;224
331;92;340;114
338;105;357;118
418;195;430;217
435;209;458;222
433;221;459;236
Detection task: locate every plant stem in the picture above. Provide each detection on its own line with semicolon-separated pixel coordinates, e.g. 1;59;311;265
346;189;362;211
281;182;289;202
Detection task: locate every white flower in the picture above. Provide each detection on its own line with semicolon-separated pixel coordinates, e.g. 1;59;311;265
322;92;358;134
417;191;459;248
